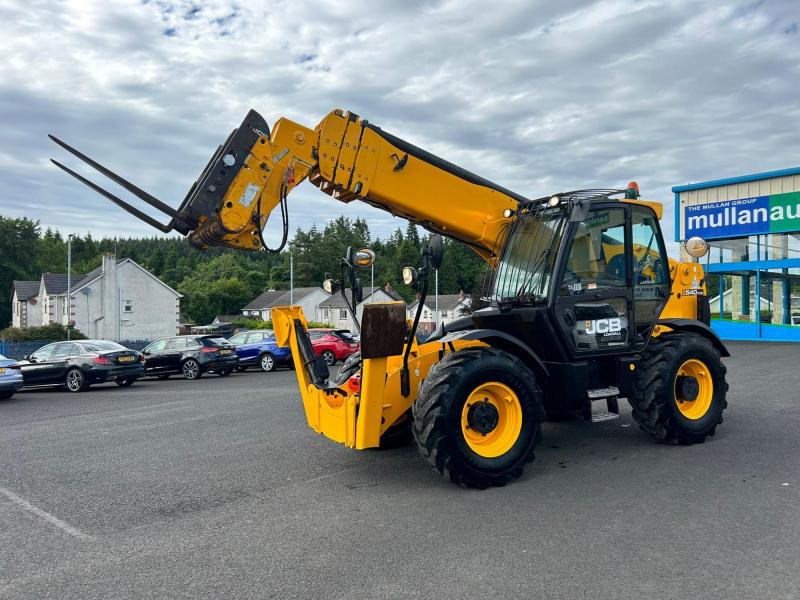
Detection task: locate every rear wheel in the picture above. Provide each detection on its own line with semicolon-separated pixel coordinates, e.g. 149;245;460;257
259;353;276;372
629;331;728;444
65;368;88;393
182;359;201;380
321;350;336;367
412;347;544;488
116;378;136;387
0;390;14;400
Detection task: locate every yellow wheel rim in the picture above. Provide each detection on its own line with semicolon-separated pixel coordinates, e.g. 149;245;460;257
674;359;714;420
460;381;523;458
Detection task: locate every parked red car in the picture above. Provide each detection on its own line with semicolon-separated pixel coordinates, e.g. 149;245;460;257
308;329;359;366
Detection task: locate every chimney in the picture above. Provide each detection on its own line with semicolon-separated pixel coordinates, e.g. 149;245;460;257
459;289;465;300
101;253;118;340
384;283;393;293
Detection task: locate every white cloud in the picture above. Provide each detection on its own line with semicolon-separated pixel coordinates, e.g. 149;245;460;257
0;0;797;253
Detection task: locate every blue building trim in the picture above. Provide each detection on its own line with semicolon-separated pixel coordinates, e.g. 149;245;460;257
673;192;680;242
671;165;800;193
706;258;800;273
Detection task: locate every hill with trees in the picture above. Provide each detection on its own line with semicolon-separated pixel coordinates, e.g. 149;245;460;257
0;215;486;328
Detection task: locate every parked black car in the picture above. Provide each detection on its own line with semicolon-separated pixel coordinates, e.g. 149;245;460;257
141;335;238;380
15;340;144;393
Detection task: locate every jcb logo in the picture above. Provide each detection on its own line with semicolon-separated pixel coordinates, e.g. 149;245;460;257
584;318;622;335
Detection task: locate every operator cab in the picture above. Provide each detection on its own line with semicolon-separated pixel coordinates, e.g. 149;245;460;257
468;185;676;419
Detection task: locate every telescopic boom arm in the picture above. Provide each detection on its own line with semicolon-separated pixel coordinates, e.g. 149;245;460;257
50;109;520;263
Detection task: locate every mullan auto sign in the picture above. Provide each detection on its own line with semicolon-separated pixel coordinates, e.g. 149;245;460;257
684;192;800;240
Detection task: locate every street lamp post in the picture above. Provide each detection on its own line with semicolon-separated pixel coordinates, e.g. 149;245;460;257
66;234;73;340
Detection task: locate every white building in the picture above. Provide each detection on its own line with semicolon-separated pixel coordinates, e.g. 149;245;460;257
10;280;41;328
70;254;182;341
316;285;405;332
241;287;329;323
407;292;472;334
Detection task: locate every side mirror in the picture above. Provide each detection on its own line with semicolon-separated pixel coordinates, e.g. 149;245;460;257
428;234;444;269
323;278;339;294
352;248;376;268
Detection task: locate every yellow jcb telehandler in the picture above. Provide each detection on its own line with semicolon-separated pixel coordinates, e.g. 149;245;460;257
50;108;728;488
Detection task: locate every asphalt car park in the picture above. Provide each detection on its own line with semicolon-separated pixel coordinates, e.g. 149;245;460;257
0;342;798;599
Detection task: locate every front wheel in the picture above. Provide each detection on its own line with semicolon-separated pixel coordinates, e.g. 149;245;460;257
259;353;276;372
629;331;728;444
65;368;88;393
412;347;544;488
0;390;14;400
182;359;201;380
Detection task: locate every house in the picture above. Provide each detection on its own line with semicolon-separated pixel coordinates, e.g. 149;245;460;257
69;254;182;341
407;292;472;333
317;285;405;332
10;280;41;328
30;272;87;327
241;287;329;323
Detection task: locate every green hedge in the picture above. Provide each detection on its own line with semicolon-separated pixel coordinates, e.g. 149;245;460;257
0;323;87;341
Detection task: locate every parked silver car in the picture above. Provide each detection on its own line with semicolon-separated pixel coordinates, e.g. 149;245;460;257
0;354;24;400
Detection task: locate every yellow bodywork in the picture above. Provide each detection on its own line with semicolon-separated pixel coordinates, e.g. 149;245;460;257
272;306;484;449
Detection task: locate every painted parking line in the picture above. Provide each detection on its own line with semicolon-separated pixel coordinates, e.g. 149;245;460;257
0;486;93;541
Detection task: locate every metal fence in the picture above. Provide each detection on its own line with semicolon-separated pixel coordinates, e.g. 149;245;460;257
0;339;150;360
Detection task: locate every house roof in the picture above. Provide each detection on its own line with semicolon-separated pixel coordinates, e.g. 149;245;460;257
213;315;245;324
409;294;469;312
318;291;355;308
12;280;39;301
67;258;182;297
242;287;324;310
42;273;85;295
70;265;103;292
319;288;406;308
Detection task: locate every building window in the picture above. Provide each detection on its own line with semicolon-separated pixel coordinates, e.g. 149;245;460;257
123;300;133;312
339;309;347;320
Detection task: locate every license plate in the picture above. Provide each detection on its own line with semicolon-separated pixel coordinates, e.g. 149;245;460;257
118;356;135;362
220;349;232;355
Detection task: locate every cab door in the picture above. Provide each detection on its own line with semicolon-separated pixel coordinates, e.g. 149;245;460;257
552;205;633;357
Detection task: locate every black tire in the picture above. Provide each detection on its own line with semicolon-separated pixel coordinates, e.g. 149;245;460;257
157;373;170;380
0;390;14;400
182;359;201;380
65;368;88;393
412;347;544;489
236;365;248;372
259;353;276;372
379;411;414;449
629;332;728;444
116;378;137;387
321;350;336;367
217;368;232;377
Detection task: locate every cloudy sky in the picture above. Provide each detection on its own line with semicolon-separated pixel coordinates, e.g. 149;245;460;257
0;0;797;250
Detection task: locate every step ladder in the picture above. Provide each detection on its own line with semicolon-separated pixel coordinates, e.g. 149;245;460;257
585;387;620;423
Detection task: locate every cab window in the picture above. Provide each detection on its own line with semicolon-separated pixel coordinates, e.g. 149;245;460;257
561;208;627;294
